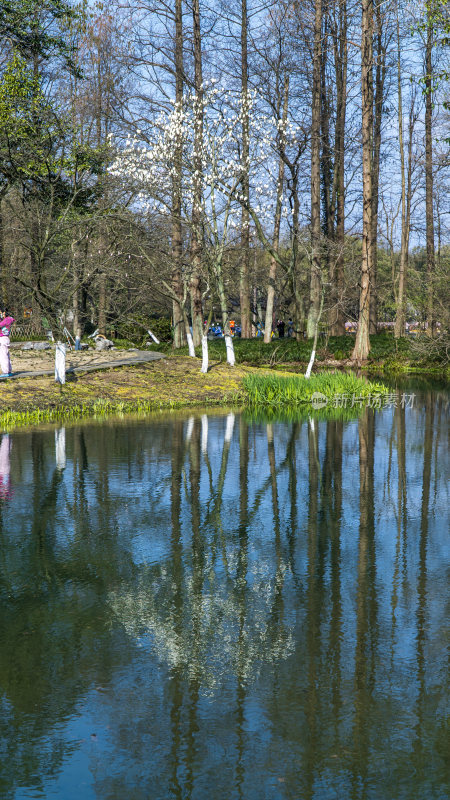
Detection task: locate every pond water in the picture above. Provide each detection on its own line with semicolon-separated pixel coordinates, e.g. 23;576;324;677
0;386;448;799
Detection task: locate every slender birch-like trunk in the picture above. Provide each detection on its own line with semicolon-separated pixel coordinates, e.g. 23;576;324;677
0;204;7;308
394;9;414;339
240;0;251;338
369;1;386;334
201;332;208;372
201;310;212;372
71;239;81;340
352;0;373;361
98;271;107;336
292;182;304;340
329;0;347;335
305;289;324;378
424;10;435;337
264;76;289;344
182;307;196;358
321;16;334;249
394;18;406;339
307;0;322;339
172;0;185;348
216;261;235;365
190;0;204;347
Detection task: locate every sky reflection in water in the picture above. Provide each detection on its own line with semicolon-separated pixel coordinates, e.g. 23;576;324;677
0;389;448;800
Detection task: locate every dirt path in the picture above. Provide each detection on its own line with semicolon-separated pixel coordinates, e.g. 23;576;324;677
5;346;165;378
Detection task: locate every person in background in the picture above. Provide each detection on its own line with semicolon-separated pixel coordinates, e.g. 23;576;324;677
277;319;285;338
0;310;14;377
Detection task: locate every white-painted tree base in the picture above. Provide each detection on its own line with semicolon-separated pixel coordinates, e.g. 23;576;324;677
225;335;235;366
305;349;315;379
55;342;66;384
201;334;208;372
186;329;196;358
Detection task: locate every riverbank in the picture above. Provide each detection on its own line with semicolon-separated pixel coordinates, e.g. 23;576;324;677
0;357;250;427
0;341;446;429
0;354;392;429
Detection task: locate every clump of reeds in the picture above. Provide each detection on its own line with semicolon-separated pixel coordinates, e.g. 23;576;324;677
242;372;388;408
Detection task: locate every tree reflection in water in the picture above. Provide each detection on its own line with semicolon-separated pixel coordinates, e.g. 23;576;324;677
0;398;447;800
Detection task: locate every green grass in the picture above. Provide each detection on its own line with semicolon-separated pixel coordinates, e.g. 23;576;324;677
150;336;332;364
150;332;448;373
150;334;418;366
0;397;193;430
242;372;388;408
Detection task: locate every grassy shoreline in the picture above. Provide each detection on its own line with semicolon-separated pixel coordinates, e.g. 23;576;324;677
0;358;248;429
0;343;446;430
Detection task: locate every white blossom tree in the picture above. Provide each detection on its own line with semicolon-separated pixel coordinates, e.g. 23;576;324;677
110;85;299;367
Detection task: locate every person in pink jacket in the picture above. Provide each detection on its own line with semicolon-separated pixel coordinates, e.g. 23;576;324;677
0;310;15;376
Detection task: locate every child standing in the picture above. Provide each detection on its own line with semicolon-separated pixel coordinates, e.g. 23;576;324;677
0;310;15;377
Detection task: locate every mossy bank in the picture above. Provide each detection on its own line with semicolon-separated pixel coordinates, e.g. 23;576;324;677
0;358;249;428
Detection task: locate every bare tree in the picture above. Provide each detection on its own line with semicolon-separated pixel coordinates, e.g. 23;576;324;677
172;0;186;348
352;0;373;360
307;0;322;340
394;6;417;338
328;0;348;336
239;0;252;338
189;0;205;347
424;3;436;337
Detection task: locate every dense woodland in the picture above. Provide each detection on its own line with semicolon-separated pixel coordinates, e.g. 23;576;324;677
0;0;448;360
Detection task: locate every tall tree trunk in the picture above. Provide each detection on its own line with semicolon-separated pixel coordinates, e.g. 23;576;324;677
352;0;373;361
72;239;80;339
307;0;322;339
190;0;204;347
239;0;251;338
29;216;43;329
216;259;235;366
0;205;6;309
321;16;334;286
394;14;414;339
320;17;337;338
369;1;385;334
72;281;79;339
291;180;305;340
98;271;107;335
264;76;289;344
172;0;185;348
424;12;435;337
329;0;347;336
